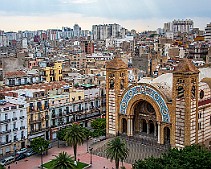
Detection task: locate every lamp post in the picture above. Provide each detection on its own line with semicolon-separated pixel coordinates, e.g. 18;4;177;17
14;146;16;163
89;147;93;165
39;147;43;169
87;136;91;153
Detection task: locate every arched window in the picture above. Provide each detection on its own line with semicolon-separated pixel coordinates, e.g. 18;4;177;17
120;79;124;89
110;79;114;89
177;86;184;98
191;86;196;98
200;90;204;99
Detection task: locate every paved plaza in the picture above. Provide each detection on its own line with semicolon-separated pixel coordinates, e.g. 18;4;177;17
7;140;132;169
93;135;169;164
5;136;169;169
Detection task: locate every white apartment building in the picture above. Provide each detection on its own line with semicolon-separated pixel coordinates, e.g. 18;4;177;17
92;23;125;40
0;100;27;156
205;23;211;41
164;19;193;33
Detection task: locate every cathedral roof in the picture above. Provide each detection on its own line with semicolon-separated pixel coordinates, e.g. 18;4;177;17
174;58;199;74
106;56;128;70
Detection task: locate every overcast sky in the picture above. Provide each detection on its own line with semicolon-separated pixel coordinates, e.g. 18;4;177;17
0;0;210;32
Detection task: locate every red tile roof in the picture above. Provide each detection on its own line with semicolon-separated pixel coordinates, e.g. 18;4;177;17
4;71;27;78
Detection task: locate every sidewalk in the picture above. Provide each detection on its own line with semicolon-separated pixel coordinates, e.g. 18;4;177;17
8;141;132;169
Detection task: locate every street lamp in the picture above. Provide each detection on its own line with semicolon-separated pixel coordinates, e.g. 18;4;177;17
39;147;43;169
87;136;91;153
14;146;17;163
89;147;93;165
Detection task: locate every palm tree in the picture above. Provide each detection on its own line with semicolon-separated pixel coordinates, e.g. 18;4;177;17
105;137;129;169
64;123;86;161
51;151;76;169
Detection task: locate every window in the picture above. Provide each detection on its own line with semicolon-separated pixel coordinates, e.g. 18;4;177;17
198;113;202;119
121;79;124;89
110;79;114;89
177;86;184;98
210;116;211;126
78;96;81;100
191;86;196;98
13;122;16;129
198;122;202;130
179;128;181;136
5;114;7;120
5;124;8;131
200;90;204;99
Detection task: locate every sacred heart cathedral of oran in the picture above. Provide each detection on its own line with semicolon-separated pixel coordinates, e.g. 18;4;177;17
106;56;211;148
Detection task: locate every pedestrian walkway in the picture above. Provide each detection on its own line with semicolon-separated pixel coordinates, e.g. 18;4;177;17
8;141;132;169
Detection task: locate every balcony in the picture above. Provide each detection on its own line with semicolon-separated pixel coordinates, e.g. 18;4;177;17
13;128;18;131
29;107;35;112
45;115;49;119
0;119;11;124
12;117;17;121
19;116;25;120
21;136;26;140
37;106;43;111
0;129;11;134
0;140;12;145
20;126;25;130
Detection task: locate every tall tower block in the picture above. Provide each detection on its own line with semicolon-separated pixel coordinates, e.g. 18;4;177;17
106;56;128;136
172;59;199;147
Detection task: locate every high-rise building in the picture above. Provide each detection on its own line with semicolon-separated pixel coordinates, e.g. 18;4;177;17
205;23;211;41
92;23;125;40
164;19;193;33
73;24;81;37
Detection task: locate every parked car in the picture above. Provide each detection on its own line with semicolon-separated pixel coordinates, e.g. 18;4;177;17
48;143;52;149
15;153;26;161
24;149;36;157
17;148;28;154
0;156;15;166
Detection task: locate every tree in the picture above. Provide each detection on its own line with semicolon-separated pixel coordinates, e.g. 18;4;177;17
0;165;5;169
57;128;67;141
91;118;106;130
31;137;50;154
64;124;86;161
132;144;211;169
51;151;76;169
105;137;129;169
91;118;106;137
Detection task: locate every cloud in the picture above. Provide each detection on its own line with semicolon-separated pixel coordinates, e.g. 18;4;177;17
0;0;210;32
60;0;97;4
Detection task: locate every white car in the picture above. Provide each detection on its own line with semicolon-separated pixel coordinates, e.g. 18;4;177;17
0;156;15;166
17;148;28;154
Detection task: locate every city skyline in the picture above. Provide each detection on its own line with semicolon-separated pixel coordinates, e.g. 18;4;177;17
0;0;211;32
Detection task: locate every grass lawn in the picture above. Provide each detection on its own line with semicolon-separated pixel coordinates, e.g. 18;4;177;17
43;160;89;169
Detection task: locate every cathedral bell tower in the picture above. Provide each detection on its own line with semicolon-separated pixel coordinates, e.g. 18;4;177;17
172;59;199;147
106;55;128;136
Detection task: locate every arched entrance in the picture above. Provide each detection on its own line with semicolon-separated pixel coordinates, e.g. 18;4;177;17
119;85;171;145
122;118;127;134
133;100;158;140
164;127;170;144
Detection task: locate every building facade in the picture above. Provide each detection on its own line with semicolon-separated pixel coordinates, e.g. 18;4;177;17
106;57;211;148
0;101;27;156
43;62;63;82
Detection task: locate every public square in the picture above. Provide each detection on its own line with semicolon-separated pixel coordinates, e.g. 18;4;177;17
7;140;132;169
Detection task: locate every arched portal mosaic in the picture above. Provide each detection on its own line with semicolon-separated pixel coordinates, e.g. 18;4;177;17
120;85;170;123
